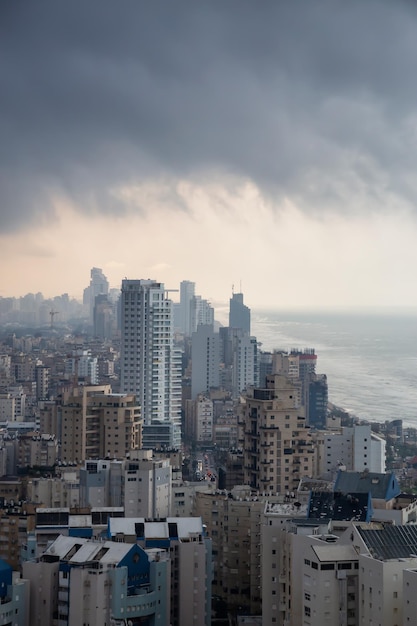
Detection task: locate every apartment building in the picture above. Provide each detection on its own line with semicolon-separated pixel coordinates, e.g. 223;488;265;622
120;279;182;449
60;385;142;462
0;561;29;626
107;516;212;626
241;374;316;494
23;534;168;626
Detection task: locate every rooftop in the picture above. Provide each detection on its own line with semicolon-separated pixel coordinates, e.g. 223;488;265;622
358;525;417;560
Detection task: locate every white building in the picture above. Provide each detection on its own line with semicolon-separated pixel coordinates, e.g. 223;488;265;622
120;279;182;448
65;350;99;385
191;324;220;399
123;449;171;518
319;424;386;479
190;295;214;334
403;568;417;625
79;451;172;518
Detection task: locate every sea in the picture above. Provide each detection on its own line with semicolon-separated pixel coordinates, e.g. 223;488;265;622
251;309;417;429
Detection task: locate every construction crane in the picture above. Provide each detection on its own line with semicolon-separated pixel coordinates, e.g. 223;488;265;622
164;289;179;299
49;310;59;329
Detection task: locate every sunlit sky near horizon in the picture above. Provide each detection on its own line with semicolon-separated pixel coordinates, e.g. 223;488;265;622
2;1;417;310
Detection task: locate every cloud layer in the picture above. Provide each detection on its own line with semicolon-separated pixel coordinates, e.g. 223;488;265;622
2;0;417;233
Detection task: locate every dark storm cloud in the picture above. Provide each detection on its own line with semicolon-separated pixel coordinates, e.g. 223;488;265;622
1;0;417;232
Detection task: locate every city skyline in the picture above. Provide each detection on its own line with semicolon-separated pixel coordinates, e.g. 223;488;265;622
2;2;417;309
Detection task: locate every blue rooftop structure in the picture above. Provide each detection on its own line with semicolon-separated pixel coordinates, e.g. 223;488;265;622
334;470;400;502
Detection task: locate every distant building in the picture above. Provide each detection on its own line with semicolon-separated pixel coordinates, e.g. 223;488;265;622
93;293;115;340
179;280;195;336
190;295;214;334
229;291;251;335
83;267;109;325
191;324;220;399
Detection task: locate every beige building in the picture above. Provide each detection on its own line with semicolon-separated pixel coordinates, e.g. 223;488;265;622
61;385;142;462
39;400;58;437
195;486;278;615
27;472;80;508
241;374;316;495
15;432;58;469
261;518;417;626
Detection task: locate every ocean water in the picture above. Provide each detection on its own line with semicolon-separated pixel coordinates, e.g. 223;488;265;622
252;309;417;428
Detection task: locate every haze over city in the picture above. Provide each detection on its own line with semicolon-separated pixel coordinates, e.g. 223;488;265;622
2;1;417;309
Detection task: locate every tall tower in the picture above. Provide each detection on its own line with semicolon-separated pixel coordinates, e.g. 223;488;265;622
84;267;109;325
191;324;220;399
229;292;250;335
241;374;316;494
120;279;181;448
179;280;195;336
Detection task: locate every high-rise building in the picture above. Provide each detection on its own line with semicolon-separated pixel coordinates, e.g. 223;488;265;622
219;327;257;398
190;295;214;334
61;385;142;462
179;279;195;335
120;279;182;448
35;365;50;400
229;291;250;334
191;324;220;399
241;374;316;494
83;267;109;324
93;293;115;340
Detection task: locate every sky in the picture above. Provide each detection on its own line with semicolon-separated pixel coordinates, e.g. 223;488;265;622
2;0;417;311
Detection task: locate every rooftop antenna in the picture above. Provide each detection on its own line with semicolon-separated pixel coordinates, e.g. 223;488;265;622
232;283;234;295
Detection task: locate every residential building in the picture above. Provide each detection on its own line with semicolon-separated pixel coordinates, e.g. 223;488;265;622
35;365;50;400
185;395;214;444
241;374;316;494
107;516;212;626
93;293;115;340
229;291;251;335
120;279;182;448
0;561;29;626
60;385;142;463
190;295;214;334
191;324;220;399
194;486;265;615
83;267;109;325
23;534;169;626
179;280;195;336
65;350;99;385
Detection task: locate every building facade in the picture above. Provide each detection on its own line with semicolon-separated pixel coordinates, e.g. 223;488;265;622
120;280;181;448
241;374;316;494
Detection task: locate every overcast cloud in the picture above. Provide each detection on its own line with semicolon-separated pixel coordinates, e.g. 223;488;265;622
2;0;417;234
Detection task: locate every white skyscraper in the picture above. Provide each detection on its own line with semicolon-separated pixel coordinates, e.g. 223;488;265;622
120;279;181;448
